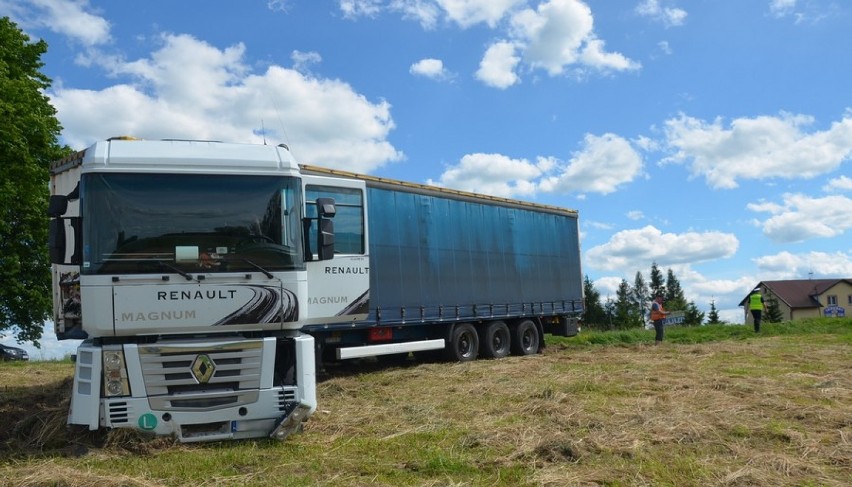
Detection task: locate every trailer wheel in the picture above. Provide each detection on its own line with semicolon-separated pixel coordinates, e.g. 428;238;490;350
481;321;511;359
511;319;540;356
445;323;479;362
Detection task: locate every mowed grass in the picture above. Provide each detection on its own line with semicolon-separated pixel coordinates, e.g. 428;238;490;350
1;318;850;486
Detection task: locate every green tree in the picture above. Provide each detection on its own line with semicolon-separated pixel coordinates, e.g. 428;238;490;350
765;295;784;323
649;262;665;298
632;271;649;327
683;301;705;326
664;268;687;311
614;279;636;329
0;17;68;344
707;300;721;325
582;275;607;330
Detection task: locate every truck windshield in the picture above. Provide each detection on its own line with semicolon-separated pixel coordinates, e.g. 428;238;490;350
81;173;304;275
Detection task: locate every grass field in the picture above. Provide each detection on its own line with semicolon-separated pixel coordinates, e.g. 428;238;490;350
1;318;850;486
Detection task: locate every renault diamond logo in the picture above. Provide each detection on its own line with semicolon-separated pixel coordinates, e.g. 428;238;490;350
191;354;216;384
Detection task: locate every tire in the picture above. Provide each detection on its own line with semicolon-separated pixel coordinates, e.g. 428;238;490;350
445;323;480;362
511;319;540;356
481;321;511;359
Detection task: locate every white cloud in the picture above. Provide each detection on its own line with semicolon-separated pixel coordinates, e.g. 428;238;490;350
291;50;322;73
434;0;525;28
475;41;521;88
539;133;643;195
267;0;294;12
7;0;111;47
754;250;852;280
823;175;852;193
427;153;544;197
340;0;384;18
747;193;852;243
507;0;640;77
49;34;403;173
627;210;644;220
388;0;443;29
769;0;797;17
662;111;852;189
410;58;453;80
339;0;640;86
585;225;739;272
635;0;688;27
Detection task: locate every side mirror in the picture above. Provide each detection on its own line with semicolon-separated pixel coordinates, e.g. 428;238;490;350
317;197;336;218
316;198;336;261
48;195;68;217
49;217;82;265
49;219;66;263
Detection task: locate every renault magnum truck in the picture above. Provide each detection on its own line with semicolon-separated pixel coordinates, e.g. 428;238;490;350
48;138;583;442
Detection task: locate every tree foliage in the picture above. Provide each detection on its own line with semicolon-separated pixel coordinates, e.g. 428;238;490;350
613;279;635;329
582;264;707;330
683;301;705;326
766;295;784;323
649;262;665;298
632;271;649;327
582;275;607;330
0;17;68;343
665;269;687;311
707;300;721;325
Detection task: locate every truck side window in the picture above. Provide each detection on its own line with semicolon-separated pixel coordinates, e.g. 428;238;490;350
305;185;364;256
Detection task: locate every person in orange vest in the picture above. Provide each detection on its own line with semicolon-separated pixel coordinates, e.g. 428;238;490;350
650;294;670;345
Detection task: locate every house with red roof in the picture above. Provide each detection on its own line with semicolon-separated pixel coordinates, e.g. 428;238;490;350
739;279;852;324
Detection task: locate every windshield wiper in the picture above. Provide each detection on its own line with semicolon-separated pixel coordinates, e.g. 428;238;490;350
239;258;275;279
157;260;194;281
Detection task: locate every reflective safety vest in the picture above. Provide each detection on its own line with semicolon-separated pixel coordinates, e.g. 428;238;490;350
749;292;763;310
650;302;666;321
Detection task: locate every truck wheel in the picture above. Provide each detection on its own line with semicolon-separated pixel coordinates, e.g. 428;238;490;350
511;319;540;356
445;323;479;362
481;321;511;359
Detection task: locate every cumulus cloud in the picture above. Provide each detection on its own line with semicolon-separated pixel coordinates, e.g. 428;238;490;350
539;133;644;195
341;0;639;86
754;250;852;280
427;153;546;197
769;0;797;17
5;0;111;46
410;58;453;80
428;133;643;199
339;0;384;18
823;175;852;193
49;34;403;173
475;41;521;88
662;111;852;189
506;0;640;78
291;50;322;73
635;0;688;27
585;225;739;272
434;0;525;28
747;193;852;243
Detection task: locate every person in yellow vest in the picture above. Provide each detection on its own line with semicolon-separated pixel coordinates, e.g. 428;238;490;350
749;288;765;332
650;294;670;345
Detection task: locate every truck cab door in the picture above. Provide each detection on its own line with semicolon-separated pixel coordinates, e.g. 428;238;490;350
301;175;369;324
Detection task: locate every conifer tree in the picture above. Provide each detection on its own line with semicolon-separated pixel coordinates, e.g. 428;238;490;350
707;300;721;324
582;275;607;330
766;295;784;323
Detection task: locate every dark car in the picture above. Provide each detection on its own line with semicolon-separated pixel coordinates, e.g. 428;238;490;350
0;343;29;361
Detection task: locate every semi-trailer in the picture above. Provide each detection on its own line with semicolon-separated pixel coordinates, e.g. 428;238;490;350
48;138;583;442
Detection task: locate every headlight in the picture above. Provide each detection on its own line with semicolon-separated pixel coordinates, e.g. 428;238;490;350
102;348;130;397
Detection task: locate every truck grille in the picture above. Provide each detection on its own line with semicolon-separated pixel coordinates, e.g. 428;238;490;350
138;339;263;411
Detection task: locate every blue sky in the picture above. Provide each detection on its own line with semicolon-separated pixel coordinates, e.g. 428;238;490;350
2;0;851;358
